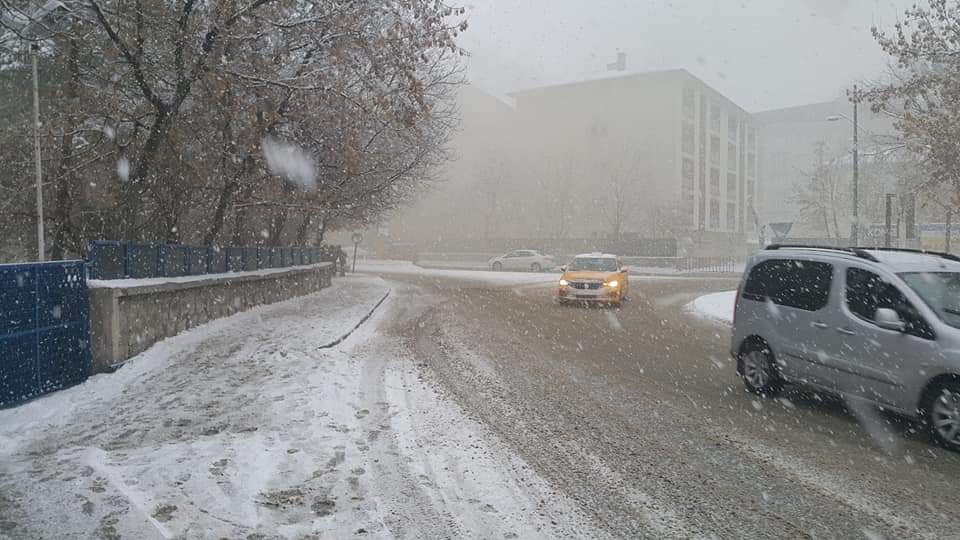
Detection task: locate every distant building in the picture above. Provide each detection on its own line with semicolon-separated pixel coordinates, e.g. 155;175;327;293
388;85;518;244
393;70;760;255
755;98;896;238
509;69;759;248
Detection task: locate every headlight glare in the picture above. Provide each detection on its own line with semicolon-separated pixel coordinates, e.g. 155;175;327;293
559;279;569;286
606;280;619;288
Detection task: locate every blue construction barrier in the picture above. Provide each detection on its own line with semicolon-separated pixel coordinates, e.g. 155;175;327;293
87;241;324;280
0;260;91;407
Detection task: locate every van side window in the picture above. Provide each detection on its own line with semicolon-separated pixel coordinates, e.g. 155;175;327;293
845;268;934;339
742;259;832;311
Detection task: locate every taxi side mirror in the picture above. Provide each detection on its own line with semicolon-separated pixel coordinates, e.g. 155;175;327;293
560;265;567;272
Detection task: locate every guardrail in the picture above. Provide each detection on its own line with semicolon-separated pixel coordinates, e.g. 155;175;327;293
87;241;333;280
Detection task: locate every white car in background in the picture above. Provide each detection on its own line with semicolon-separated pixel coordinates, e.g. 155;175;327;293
489;250;555;272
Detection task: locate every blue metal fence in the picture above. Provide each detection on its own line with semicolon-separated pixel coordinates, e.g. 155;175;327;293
87;241;324;280
0;261;91;407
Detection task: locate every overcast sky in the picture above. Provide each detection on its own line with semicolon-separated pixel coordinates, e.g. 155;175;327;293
458;0;915;112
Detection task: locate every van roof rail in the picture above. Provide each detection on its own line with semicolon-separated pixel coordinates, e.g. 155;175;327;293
764;244;878;262
852;246;960;263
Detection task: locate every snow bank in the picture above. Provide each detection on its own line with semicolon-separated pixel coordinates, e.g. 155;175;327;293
88;263;331;289
358;260;558;286
685;290;737;324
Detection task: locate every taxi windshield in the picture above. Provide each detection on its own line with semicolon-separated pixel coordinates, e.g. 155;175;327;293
568;257;618;272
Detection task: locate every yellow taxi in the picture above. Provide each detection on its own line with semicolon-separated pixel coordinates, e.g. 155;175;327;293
557;253;629;306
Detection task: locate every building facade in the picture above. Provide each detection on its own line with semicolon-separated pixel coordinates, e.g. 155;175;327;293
509;69;758;242
755;98;896;238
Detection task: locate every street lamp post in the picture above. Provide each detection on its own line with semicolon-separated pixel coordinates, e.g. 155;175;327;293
851;86;859;246
826;85;863;247
31;42;45;261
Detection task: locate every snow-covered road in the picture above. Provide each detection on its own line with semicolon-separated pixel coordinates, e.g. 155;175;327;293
0;276;596;539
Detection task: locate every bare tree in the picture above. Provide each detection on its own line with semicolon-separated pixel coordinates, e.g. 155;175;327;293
790;141;846;239
595;148;642;240
868;0;960;210
0;0;468;258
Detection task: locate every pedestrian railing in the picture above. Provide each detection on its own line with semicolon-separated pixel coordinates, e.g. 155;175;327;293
87;241;330;280
675;256;742;274
0;260;91;407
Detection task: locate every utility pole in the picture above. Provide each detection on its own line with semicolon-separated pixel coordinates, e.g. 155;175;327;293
32;42;45;261
851;85;860;247
884;194;894;248
946;209;953;254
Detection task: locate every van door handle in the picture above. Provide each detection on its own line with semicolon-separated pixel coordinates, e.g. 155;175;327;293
836;327;856;336
811;322;828;329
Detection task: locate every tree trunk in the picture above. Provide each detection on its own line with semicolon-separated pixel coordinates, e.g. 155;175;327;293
296;210;315;245
270;208;288;245
832;207;841;241
203;156;253;245
50;132;75;260
50;39;82;260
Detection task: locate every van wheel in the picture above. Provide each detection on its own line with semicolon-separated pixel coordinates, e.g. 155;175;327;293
739;341;782;397
492;262;502;271
531;263;542;272
921;380;960;451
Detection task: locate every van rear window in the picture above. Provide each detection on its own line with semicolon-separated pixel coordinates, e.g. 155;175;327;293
742;259;833;311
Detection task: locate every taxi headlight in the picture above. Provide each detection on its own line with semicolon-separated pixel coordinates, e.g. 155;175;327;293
559;279;569;286
605;280;619;288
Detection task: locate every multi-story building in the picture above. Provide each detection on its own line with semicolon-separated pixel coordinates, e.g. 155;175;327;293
391;70;759;255
509;69;759;246
755;98;895;238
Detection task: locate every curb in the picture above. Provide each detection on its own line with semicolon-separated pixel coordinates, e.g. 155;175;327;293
317;289;392;349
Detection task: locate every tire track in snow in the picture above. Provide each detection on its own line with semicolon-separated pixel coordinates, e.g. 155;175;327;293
721;433;937;539
84;447;173;539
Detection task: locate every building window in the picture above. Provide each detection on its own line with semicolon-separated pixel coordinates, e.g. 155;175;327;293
728;115;738;140
682;158;695;191
710;199;721;230
682;88;695;120
710;135;721;164
748;127;756;147
747;153;756;177
682;122;695;156
710;103;722;133
727;142;737;170
710;168;720;197
727;172;737;199
726;202;737;231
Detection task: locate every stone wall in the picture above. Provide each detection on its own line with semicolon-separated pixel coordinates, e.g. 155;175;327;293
88;263;334;372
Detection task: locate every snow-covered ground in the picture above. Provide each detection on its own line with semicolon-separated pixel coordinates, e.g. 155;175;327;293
357;260;559;286
0;275;596;539
685;290;737;324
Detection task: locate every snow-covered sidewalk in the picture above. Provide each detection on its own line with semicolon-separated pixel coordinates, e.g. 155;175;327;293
0;275;595;539
685;290;737;325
